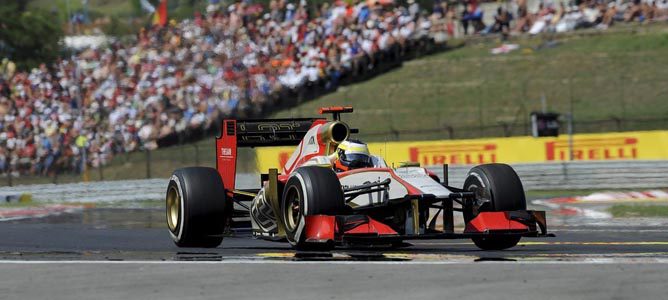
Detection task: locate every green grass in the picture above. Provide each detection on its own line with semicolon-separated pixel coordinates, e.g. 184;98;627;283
0;201;39;208
273;25;668;141
609;204;668;218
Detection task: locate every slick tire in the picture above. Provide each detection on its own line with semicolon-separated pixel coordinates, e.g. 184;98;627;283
281;166;345;250
463;163;526;250
470;235;522;251
166;167;227;248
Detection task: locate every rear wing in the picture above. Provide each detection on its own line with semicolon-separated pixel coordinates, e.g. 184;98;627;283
216;118;327;191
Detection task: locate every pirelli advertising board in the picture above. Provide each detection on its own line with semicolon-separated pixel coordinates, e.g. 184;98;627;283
255;131;668;171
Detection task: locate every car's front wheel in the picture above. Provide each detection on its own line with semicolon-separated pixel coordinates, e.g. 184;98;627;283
463;163;526;250
281;166;346;250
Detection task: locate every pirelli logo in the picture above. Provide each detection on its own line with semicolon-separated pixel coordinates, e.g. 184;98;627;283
409;144;497;165
545;137;638;161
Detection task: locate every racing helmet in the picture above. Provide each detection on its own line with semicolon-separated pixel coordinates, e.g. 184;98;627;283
333;140;373;171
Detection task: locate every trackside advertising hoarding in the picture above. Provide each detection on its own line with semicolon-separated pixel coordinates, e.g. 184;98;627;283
255;130;668;171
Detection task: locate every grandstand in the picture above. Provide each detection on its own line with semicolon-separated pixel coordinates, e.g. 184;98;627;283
1;0;448;180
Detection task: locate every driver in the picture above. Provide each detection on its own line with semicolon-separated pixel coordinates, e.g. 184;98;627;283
331;140;374;172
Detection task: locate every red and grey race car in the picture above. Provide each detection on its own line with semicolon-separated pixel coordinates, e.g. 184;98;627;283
165;106;550;250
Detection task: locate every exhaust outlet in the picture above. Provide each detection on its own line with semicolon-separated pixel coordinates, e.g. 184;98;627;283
318;121;350;145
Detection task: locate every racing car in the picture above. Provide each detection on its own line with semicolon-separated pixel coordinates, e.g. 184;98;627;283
165;106;550;250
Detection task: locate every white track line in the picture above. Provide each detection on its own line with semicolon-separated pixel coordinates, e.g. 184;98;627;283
1;259;668;265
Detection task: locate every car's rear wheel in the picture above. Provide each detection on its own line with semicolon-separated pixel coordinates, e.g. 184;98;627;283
281;166;345;250
463;163;526;250
167;167;228;247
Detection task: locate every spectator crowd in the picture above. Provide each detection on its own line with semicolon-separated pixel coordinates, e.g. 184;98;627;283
461;0;668;36
0;0;448;177
1;0;667;178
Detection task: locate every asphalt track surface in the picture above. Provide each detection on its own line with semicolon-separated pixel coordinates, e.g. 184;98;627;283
1;208;667;300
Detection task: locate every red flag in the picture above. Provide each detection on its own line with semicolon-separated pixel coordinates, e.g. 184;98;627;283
153;0;168;26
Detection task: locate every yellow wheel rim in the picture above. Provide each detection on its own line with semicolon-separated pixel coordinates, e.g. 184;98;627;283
166;185;181;232
284;186;301;231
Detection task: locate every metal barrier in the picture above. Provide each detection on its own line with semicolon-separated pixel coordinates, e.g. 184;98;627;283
3;160;666;203
426;160;668;190
0;174;259;203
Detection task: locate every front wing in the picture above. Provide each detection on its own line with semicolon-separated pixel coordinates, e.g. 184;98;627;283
302;204;551;246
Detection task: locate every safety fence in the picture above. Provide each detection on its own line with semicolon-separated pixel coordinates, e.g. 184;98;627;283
0;174;260;203
0;141;227;187
358;117;668;142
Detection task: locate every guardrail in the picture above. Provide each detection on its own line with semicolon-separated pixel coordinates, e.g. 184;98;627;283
426;160;668;190
0;174;260;203
2;161;666;203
